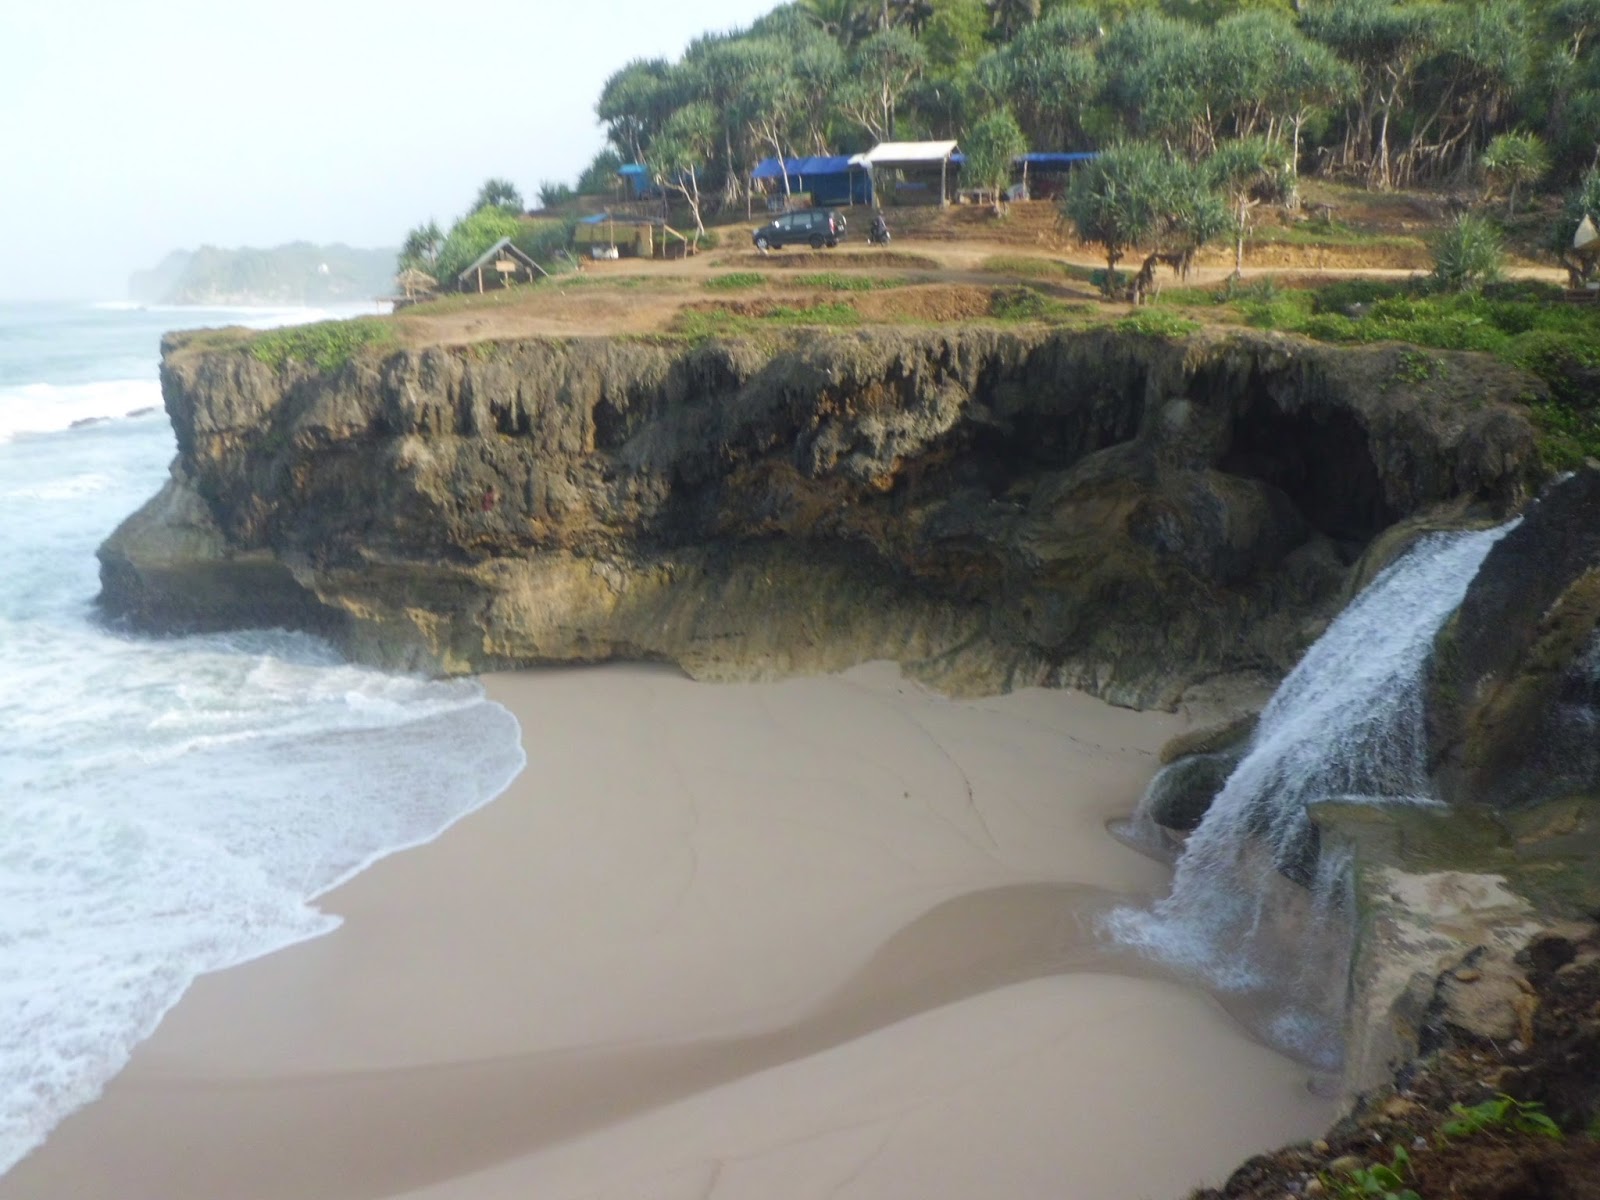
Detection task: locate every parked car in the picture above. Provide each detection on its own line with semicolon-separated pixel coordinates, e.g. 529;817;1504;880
752;208;847;251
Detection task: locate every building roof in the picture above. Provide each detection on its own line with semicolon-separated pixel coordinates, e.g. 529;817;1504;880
617;163;650;178
456;236;547;282
860;140;959;167
749;155;863;180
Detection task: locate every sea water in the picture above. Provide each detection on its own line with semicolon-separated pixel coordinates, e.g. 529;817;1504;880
0;301;526;1175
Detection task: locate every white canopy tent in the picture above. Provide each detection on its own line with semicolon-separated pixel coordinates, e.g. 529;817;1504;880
859;141;960;206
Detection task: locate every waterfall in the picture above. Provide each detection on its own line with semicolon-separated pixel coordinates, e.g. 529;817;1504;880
1108;524;1515;1067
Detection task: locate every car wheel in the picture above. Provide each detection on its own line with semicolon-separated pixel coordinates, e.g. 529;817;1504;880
809;234;824;249
755;235;770;251
826;238;837;248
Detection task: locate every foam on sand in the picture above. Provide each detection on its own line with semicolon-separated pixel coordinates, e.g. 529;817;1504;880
0;663;1331;1200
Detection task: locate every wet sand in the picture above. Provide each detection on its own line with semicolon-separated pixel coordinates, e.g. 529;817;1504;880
0;662;1330;1199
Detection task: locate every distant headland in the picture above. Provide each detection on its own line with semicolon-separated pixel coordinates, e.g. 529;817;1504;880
127;242;397;307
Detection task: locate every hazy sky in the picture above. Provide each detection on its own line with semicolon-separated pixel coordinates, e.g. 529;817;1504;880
0;0;778;300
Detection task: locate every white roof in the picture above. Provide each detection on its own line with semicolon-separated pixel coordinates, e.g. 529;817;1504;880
861;140;959;166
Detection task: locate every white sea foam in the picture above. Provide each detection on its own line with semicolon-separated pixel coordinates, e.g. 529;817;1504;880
0;301;524;1177
0;379;163;442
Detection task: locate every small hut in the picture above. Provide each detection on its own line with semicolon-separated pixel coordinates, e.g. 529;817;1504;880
456;237;548;294
396;267;438;300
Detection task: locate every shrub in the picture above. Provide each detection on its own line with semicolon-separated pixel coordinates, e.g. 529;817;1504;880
248;318;393;372
1116;309;1200;337
1430;215;1504;294
989;286;1053;320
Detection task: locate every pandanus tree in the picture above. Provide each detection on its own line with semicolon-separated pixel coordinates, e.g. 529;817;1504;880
471;179;524;215
1481;131;1551;216
963;109;1027;213
1205;136;1293;276
1063;142;1227;302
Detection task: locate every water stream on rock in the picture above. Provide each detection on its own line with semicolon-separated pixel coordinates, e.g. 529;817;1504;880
1108;524;1516;1068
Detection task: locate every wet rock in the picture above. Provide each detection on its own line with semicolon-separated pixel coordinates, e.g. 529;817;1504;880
1429;468;1600;810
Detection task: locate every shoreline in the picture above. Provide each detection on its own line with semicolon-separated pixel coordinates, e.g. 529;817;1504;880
0;662;1330;1200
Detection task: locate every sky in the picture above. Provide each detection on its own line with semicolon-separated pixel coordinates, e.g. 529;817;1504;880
0;0;780;300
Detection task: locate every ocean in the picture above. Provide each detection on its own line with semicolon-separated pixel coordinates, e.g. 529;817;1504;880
0;300;526;1175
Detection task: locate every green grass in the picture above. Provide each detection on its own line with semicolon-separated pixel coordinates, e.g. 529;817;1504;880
1254;221;1425;251
1116;309;1201;337
978;255;1072;279
1230;279;1600;466
248;318;394;371
703;272;767;291
791;272;904;291
672;300;861;340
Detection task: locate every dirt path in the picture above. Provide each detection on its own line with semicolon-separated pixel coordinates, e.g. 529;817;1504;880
392;226;1566;348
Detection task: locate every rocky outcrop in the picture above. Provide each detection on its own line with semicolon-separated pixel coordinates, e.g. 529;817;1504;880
100;325;1541;706
1429;467;1600;810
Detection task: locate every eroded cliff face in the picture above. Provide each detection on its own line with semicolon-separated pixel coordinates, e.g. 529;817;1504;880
99;326;1541;706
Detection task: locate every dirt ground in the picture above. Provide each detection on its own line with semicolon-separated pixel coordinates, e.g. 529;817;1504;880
391;194;1566;350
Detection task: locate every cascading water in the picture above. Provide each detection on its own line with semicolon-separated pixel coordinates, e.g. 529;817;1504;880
1108;524;1516;1067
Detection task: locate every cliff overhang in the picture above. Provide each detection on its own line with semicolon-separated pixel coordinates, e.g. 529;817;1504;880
98;325;1543;709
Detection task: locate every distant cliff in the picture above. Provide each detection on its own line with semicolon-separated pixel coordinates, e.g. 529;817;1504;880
127;242;397;306
97;325;1542;708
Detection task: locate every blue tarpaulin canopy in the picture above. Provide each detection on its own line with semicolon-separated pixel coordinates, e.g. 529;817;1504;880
750;155;858;180
749;156;871;205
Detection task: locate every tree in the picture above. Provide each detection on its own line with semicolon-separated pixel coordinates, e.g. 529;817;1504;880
1063;143;1225;300
399;220;442;272
963;110;1027;212
987;0;1041;41
1098;11;1217;152
1481;131;1551;216
1301;0;1448;189
975;9;1102;149
597;59;679;161
648;102;718;241
433;207;526;284
1061;142;1171;293
472;179;524;214
841;26;928;140
537;181;576;208
1205;136;1292;275
576;148;625;195
924;0;990;70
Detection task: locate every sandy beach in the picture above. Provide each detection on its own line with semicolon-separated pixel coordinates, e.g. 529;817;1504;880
1;662;1330;1200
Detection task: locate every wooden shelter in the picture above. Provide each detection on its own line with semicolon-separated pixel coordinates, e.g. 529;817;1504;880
456;237;548;293
860;141;959;207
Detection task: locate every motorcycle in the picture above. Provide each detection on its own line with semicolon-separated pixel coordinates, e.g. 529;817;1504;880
868;219;891;246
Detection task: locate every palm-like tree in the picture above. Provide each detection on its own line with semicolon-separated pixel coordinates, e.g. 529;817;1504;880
800;0;862;42
891;0;934;35
986;0;1040;41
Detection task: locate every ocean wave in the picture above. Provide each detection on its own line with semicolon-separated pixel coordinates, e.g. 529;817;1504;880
0;379;163;443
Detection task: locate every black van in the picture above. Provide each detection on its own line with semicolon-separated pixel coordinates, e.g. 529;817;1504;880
752;209;847;251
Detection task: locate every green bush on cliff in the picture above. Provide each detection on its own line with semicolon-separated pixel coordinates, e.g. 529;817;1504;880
248;318;394;371
1236;284;1600;467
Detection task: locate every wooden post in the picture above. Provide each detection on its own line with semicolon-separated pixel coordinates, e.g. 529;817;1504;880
940;157;948;207
477;266;483;294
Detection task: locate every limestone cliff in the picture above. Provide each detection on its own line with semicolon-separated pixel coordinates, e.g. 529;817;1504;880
99;325;1541;707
